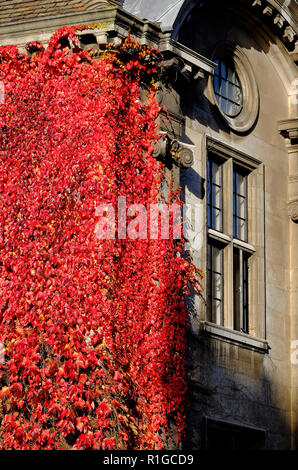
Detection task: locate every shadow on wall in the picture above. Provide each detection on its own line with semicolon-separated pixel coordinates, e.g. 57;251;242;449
176;0;272;138
182;333;294;449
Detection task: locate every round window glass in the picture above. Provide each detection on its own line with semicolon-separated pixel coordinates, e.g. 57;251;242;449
213;59;243;117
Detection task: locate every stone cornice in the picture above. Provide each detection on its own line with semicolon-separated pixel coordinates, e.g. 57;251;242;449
159;36;216;76
1;1;296;53
0;6;162;47
241;0;297;51
0;5;215;87
123;0;297;52
278;117;298;222
278;118;298;140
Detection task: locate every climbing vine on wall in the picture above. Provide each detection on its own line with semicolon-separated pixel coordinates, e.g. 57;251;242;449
0;26;201;450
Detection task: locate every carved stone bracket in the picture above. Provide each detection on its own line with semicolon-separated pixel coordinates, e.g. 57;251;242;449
153;134;194;168
278;118;298;222
159;36;215;85
289;199;298;221
244;0;297;51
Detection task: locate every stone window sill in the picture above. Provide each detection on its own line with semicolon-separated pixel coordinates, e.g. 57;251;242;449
200;321;269;353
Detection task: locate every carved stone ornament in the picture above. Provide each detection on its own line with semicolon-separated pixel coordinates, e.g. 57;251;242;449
152;136;168;160
278;119;298;222
169;139;194;167
153;135;194;168
289;200;298;222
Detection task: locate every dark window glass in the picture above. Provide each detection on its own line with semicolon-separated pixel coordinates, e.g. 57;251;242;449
213;59;242;117
233;166;248;241
207;155;223;232
207;241;224;326
243;253;249;332
205;419;265;450
233;247;249;333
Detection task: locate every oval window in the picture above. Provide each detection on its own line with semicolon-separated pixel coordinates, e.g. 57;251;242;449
213;58;243;117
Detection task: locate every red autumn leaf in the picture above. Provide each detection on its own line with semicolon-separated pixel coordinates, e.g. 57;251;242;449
9;383;23;399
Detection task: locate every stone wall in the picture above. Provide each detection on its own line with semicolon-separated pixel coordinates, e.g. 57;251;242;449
176;2;297;449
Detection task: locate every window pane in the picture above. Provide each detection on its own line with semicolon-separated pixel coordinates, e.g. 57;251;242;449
213;299;222;326
239;216;246;241
238;173;246;196
238;195;246;218
212;208;221;232
227;100;237;116
213;273;222;299
206;419;266;450
228;81;235;101
233;166;247;241
213;246;222;273
207;155;223;232
221;80;227;99
234;86;242;106
212;161;220;184
213;58;243;117
214;184;221;207
221;97;227;114
243;254;249;333
207;242;224;326
221;62;226;79
214;73;219;95
207;206;211;228
233;248;249;333
233;248;241;331
227;67;234;82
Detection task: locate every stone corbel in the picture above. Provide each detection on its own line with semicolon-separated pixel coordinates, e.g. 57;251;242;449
288;199;298;221
278;118;298;222
159;36;215;86
242;0;298;52
153;134;194;168
160;56;192;87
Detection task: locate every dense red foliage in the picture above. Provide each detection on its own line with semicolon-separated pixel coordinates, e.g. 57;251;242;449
0;27;200;449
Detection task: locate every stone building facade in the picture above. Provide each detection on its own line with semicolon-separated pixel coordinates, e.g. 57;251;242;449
0;0;297;450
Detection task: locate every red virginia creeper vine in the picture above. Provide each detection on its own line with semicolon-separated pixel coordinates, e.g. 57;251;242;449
0;26;201;450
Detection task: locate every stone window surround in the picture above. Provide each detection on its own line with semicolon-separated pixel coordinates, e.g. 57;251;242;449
278;119;298;222
207;42;260;134
203;415;267;449
201;137;268;353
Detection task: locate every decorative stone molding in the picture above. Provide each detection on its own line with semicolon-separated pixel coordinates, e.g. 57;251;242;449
200;321;269;353
208;42;260;134
263;5;273;16
274;13;284;29
159;36;215;81
152;136;168;160
87;30;216;84
123;0;297;52
278;118;298;222
278;118;298;142
153;134;194;168
0;5;162;49
232;1;298;51
170;139;194;167
69;13;216;85
289;199;298;221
